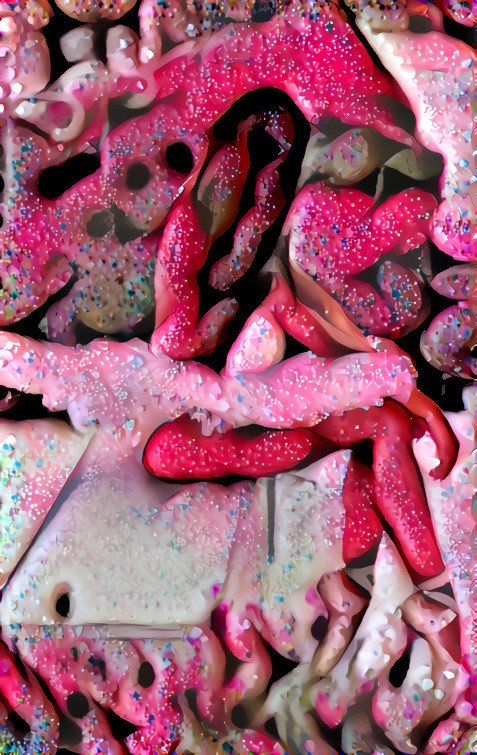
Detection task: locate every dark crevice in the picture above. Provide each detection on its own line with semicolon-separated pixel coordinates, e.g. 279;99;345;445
0;393;73;426
91;21;111;65
416;708;463;752
7;711;31;733
13;651;30;682
264;717;280;740
397;253;470;414
210;605;245;684
309;708;344;752
106;709;137;740
344;542;380;573
108;98;155;132
432;581;455;600
58;717;83;748
350;440;374;470
184;688;219;740
251;0;276;22
443;12;474;46
408;14;432;32
353;167;381;197
87;656;107;682
378;166;442;204
44;2;141;86
388;647;411;688
337;0;388;74
38;151;101;199
262;638;299;691
195;87;309;375
41;14;82;84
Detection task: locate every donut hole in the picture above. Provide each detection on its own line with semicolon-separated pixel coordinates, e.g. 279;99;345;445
126;162;151;190
165;142;194;174
54;586;72;619
231;703;248;729
66;692;89;719
86;210;114;238
310;614;329;641
137;661;155;688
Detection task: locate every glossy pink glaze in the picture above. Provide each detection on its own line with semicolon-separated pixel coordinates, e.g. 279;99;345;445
286;183;436;335
0;0;415;336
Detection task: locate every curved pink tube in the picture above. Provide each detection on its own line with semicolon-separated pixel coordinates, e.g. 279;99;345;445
143;414;323;479
313;401;445;578
286;183;436;336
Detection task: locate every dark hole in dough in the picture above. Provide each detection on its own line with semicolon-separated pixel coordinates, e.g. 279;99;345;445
55;592;71;618
388;647;411;688
311;614;329;642
231;703;248;729
38;152;101;199
264;717;280;740
165;142;194;174
7;711;31;733
351;440;374;470
66;692;90;719
86;210;114;238
126;163;152;190
262;638;299;692
251;0;275;22
106;709;137;740
137;661;155;688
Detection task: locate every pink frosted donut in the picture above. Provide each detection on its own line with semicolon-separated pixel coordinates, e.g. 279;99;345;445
52;0;137;22
420;264;477;379
420;301;477;379
0;11;50;105
0;0;418;335
286;182;436;336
